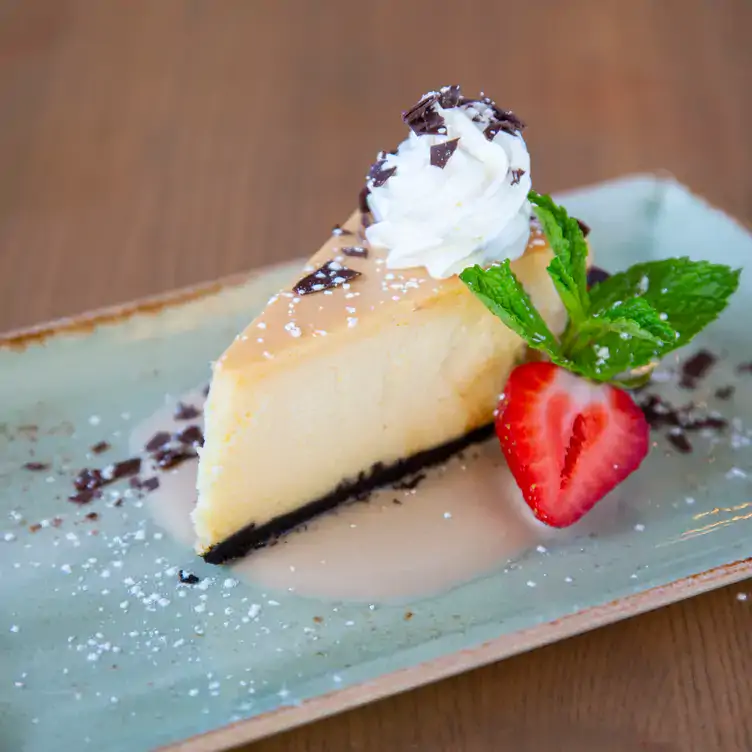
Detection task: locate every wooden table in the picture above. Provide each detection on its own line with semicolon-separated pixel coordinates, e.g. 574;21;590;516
0;2;750;750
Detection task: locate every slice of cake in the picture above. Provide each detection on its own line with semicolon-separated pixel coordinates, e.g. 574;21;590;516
194;86;568;562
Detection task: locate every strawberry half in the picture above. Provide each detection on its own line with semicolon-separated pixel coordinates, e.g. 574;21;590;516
496;362;649;527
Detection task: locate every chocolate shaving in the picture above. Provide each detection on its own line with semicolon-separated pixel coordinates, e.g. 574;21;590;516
576;218;591;237
715;385;735;400
140;476;160;492
341;246;368;258
85;512;99;522
679;350;716;389
69;489;98;505
586;266;611;288
90;441;111;455
403;92;445;136
332;225;354;237
174;402;200;421
154;447;196;470
438;85;462;108
104;457;142;481
177;425;204;447
667;431;693;454
358;186;370;214
145;431;172;453
510;168;525;185
483;107;525;141
23;461;49;472
178;570;200;585
293;261;361;296
29;523;41;533
368;158;397;188
430;138;460;169
74;468;104;491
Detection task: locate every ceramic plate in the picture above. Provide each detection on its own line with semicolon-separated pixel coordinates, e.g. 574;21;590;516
2;175;751;752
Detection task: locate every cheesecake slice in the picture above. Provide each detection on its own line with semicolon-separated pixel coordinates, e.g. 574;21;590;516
194;214;565;561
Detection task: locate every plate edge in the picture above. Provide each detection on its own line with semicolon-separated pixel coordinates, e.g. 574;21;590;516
158;556;751;752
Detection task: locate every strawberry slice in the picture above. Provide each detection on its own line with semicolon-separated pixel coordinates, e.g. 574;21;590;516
496;362;649;527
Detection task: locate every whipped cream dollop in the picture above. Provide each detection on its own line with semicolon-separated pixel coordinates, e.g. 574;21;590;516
364;86;532;279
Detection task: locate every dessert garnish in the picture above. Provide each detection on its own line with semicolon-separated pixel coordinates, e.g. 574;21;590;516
460;191;740;526
292;260;361;296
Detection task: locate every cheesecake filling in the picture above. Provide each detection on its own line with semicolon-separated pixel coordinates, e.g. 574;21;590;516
365;86;532;279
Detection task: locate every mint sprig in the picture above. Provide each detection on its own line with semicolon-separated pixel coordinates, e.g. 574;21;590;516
459;192;741;384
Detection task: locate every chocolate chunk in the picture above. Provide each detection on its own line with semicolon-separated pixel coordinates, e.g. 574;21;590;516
368;158;397;188
174;402;200;421
90;441;111;455
403;93;445;136
483;108;525;141
74;468;104;491
667;431;693;454
430;138;460;169
145;431;172;453
679;350;716;389
394;473;426;491
332;225;354;237
69;489;98;505
154;447;196;470
341;246;368;259
510;168;525;185
358;186;371;214
85;512;99;521
177;425;204;447
586;266;611;288
23;461;49;472
715;385;735;400
140;476;160;492
576;218;591;237
293;261;361;296
105;457;142;481
178;570;200;585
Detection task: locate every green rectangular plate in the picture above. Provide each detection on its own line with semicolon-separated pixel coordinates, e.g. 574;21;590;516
1;174;751;752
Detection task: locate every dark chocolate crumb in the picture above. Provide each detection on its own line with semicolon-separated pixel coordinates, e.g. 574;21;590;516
312;616;323;624
69;489;98;505
715;385;735;400
586;266;611;288
639;393;728;433
667;431;693;454
177;425;204;447
105;457;142;481
154;447;196;470
368;158;397;188
403;93;445;136
332;225;354;237
113;498;124;507
140;476;160;492
679;350;717;389
392;498;403;505
341;246;368;259
404;611;414;621
29;523;42;533
576;218;591;237
174;402;201;421
393;473;426;491
358;186;371;214
510;168;525;185
178;570;200;585
293;261;361;296
51;517;63;528
145;431;172;453
23;461;50;472
90;441;111;455
430;138;460;169
85;512;99;522
74;468;104;492
737;362;752;374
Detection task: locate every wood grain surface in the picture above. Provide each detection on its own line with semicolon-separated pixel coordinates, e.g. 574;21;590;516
0;1;750;750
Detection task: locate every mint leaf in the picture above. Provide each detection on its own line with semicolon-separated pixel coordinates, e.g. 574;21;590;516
529;191;589;325
460;262;565;363
589;258;741;349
